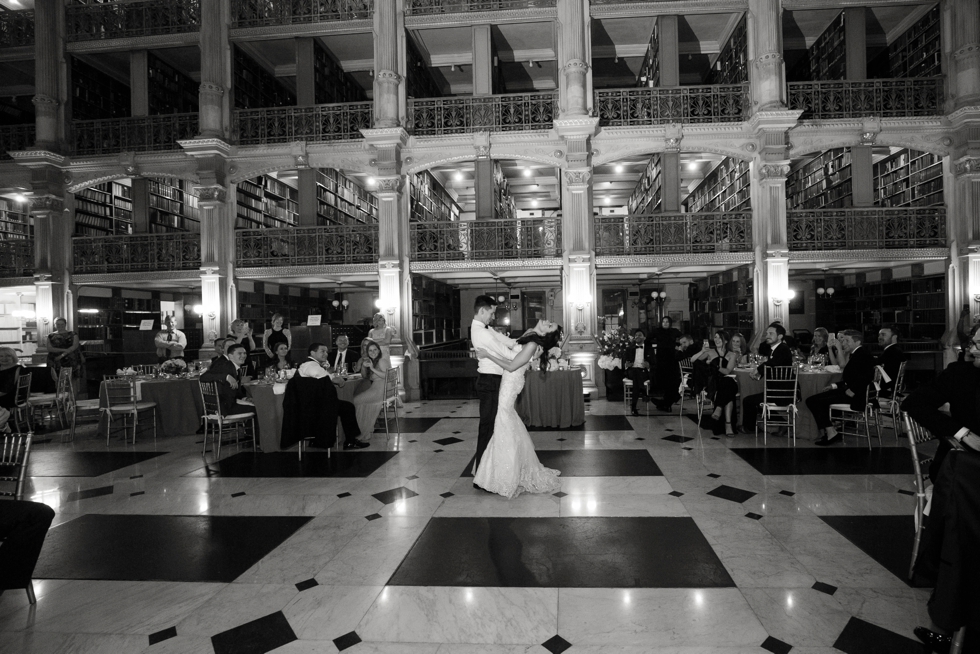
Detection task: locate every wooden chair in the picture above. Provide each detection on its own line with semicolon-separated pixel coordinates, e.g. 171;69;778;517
677;358;708;420
623;377;651;414
381;366;401;442
102;376;157;446
755;366;799;445
0;432;32;501
11;373;32;433
902;411;937;579
874;360;908;441
829;367;882;449
133;364;158;376
199;381;256;458
27;366;71;429
62;381;101;443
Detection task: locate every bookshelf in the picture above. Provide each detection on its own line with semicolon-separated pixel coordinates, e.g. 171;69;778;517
690;265;754;339
637;21;660;87
412;274;461;346
74;181;133;236
71;55;131;121
233;46;296;110
816;273;946;341
237;283;327;323
149;177;201;233
313;41;367;105
786;148;853;210
873;148;943;208
707;15;747;84
315;168;378;226
627;154;662;214
0;199;31;239
148;53;199;115
406;36;442;98
410;170;460;223
236;175;299;229
683;158;751;213
887;4;941;78
807;12;846;81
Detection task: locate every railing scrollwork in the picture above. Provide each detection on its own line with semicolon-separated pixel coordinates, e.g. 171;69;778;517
234;103;373;146
594;85;748;127
232;0;373;27
788;78;945;119
72;233;202;274
0;124;37;160
408;92;557;137
0;239;34;278
71;114;199;156
67;0;201;41
787;207;946;250
406;0;555;14
410;218;561;261
236;225;379;266
0;10;34;48
595;213;752;255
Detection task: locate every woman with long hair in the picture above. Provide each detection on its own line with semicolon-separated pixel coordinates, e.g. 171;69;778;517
351;339;391;437
729;332;749;366
810;327;831;359
265;341;294;374
691;330;740;436
473;320;563;498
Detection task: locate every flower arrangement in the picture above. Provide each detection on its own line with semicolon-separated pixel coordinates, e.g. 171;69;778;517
115;367;138;376
160;359;187;375
596;328;633;371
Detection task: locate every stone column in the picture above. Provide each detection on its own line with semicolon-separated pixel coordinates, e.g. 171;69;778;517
374;0;402;128
557;0;590;117
748;0;785;111
661;151;680;211
954;158;980;360
757;162;791;329
198;0;230;139
658;16;679;87
951;0;980;110
33;0;65;151
472;25;494;95
130;51;152;233
196;185;235;352
844;7;866;80
851;145;874;206
296;38;318;226
30;191;71;357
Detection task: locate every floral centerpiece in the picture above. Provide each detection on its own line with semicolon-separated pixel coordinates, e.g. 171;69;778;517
115;367;138;376
542;346;564;371
596;328;633;371
160;359;187;375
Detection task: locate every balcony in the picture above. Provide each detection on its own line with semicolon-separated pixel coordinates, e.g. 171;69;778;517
595;212;753;256
234;103;373;146
788;78;945;120
232;0;373;28
595;85;749;127
0;124;36;161
410;218;561;261
71;114;199;157
236;225;379;267
787;207;946;250
0;10;34;48
0;239;34;278
67;0;200;41
408;92;557;137
406;0;555;15
72;233;201;274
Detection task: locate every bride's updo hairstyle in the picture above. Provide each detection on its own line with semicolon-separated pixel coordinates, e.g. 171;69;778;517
517;324;564;371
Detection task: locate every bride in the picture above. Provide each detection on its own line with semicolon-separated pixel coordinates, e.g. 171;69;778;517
473;320;563;499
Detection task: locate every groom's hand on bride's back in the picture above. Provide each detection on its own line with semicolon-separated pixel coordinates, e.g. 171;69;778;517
475;348;490;359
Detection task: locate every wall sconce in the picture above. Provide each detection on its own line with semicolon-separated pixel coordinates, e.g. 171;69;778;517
385;305;397;316
333;299;349;311
816;287;835;298
568;292;592;310
771;289;796;306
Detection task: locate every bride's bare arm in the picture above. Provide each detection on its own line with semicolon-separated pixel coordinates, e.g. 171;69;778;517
476;342;537;372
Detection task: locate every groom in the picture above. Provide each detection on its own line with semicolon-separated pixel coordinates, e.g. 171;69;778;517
470;295;520;484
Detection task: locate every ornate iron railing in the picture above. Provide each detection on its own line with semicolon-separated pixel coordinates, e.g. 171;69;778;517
67;0;200;41
72;233;201;274
406;0;555;14
410;218;561;261
236;225;379;267
232;0;373;27
788;78;945;119
71;114;199;156
0;10;34;47
787;207;946;250
595;212;752;255
409;92;557;136
0;124;36;160
0;239;34;278
234;103;373;145
594;85;748;126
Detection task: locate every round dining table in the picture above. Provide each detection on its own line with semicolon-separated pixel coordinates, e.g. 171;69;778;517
733;367;843;440
98;376;205;439
516;367;586;429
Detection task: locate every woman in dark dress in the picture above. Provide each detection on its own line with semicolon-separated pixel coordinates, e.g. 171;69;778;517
0;347;24;411
262;313;292;359
810;327;831;359
690;330;740;436
650;316;681;410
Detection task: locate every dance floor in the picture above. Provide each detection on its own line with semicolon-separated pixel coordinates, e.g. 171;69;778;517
1;397;933;654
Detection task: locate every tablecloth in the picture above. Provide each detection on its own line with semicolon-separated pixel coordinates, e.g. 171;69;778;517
245;377;358;452
98;377;204;439
516;368;586;428
734;368;843;440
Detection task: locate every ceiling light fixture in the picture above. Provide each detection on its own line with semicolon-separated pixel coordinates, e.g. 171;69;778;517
531;200;539;207
528;59;534;67
454;171;463;182
614;164;624;174
523;168;532;177
450;64;455;72
687;162;699;171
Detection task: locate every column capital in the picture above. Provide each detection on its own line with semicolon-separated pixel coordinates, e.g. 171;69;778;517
199;82;225;99
361;127;410;148
954;157;980;176
746;110;803;133
563;169;592;191
178;137;233;158
29;194;65;214
554;116;599;139
375;69;402;86
9;149;67;168
374;176;403;194
194;185;228;206
758;164;791;181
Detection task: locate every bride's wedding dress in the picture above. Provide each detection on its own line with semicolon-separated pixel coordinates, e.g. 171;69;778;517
473;364;561;499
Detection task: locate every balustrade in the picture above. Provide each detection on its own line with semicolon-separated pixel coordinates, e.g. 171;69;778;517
0;10;34;48
594;85;748;127
234;103;373;146
409;92;557;137
72;233;201;274
787;208;946;250
0;124;36;160
406;0;555;15
595;213;752;256
788;78;945;119
232;0;373;27
67;0;200;41
71;114;198;156
410;218;561;261
0;240;34;278
236;225;378;267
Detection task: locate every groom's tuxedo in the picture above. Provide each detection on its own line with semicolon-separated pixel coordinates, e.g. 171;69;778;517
470;319;519;479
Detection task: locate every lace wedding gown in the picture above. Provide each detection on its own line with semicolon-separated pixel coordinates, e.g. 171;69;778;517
473;364;561;499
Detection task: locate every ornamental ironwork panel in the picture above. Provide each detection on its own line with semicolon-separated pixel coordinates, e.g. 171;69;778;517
0;124;36;160
234;103;373;145
67;0;200;41
787;208;946;250
594;213;752;255
71;114;199;156
788;78;945;119
0;239;34;278
408;93;557;136
72;233;202;274
232;0;373;27
0;10;34;47
236;225;378;266
410;218;561;261
594;85;748;126
406;0;555;14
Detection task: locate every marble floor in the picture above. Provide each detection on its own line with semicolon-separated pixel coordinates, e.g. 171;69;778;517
0;397;938;654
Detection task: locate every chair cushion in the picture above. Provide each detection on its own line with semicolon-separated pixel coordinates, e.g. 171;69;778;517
829;403;853;411
105;401;156;413
75;399;101;408
27;394;56;404
204;412;254;422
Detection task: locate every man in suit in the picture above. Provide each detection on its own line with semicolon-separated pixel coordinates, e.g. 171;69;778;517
624;328;656;416
741;323;794;430
808;329;876;446
327;335;355;375
876;324;907;397
201;343;254;417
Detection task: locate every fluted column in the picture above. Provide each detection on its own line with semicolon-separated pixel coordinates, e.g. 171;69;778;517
374;0;402;128
755;162;791;331
31;192;71;357
748;0;785;112
557;0;590;117
951;0;980;110
198;0;230;139
33;0;65;151
196;184;235;351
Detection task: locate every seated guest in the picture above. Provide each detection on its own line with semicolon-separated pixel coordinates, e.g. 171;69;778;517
201;344;253;417
0;500;56;600
265;342;294;374
729;332;749;366
876;324;907;397
292;342;368;449
808;329;875;446
351;339;391;437
328;335;356;375
757;321;782;357
810;328;831;358
0;347;24;412
653;334;699;412
209;338;228;364
691;330;740;436
624;328;655;416
827;331;849;368
741;324;794;431
153;316;186;363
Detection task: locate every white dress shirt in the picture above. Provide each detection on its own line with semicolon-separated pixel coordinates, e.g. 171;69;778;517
334;349;347;371
470;319;518;375
298;357;329;378
154;328;187;358
633;346;645;367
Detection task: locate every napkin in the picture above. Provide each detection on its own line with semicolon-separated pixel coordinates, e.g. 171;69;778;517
273;382;287;395
824;365;841;373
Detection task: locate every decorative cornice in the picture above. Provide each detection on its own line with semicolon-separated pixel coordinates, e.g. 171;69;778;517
236;263;378;278
786;248;949;262
0;277;34;288
405;8;556;28
596;253;754;267
73;270;201;285
410;258;562;272
954;158;980;175
590;0;746;19
758;164;791;180
178;138;234;158
374;69;402;85
229;19;373;40
66;31;199;53
8;150;68;167
360;127;410;148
